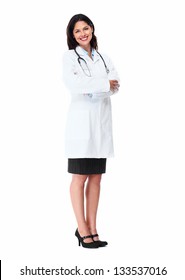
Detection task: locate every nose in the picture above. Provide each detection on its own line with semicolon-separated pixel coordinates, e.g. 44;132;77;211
80;30;85;36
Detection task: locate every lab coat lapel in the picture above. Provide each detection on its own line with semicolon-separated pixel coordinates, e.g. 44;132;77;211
76;46;86;57
93;50;100;63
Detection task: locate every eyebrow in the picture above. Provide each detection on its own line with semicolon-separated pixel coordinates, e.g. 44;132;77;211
74;25;89;32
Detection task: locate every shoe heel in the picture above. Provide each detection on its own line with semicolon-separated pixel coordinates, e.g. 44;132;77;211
75;229;98;249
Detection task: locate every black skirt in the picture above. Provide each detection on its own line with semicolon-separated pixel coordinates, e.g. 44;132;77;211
68;158;107;175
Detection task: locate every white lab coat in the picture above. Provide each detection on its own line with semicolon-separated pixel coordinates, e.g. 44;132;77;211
62;46;119;158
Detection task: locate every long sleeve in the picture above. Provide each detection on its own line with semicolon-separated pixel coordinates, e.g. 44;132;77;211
89;54;120;99
62;52;110;95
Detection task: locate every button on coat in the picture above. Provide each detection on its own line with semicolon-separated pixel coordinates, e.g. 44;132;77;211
62;46;119;158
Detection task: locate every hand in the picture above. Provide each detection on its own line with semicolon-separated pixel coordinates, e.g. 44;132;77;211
109;80;120;92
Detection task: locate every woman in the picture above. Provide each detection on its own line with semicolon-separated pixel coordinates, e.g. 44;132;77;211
62;14;120;248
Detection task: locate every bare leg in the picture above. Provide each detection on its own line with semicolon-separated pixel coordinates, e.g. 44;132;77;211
70;174;93;243
85;174;102;240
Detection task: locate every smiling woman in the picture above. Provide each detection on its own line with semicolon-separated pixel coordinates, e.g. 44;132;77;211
73;22;93;56
66;14;98;53
62;14;120;249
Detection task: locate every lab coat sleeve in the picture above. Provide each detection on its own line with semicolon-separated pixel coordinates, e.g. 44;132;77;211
90;54;120;99
62;52;110;94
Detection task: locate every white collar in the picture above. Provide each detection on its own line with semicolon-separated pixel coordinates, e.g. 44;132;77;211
75;46;99;62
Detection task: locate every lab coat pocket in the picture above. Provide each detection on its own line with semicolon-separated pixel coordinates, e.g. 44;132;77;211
66;110;90;140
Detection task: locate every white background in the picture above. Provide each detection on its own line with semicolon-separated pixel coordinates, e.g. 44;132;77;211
0;0;185;278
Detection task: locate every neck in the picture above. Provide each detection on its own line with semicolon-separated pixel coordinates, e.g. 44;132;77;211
81;45;92;58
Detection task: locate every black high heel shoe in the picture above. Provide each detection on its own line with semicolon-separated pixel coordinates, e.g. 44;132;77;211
91;233;108;247
75;229;99;249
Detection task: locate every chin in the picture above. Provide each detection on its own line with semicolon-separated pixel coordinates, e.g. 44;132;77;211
78;39;91;46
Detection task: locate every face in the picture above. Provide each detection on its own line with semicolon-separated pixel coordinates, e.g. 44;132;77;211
73;21;93;49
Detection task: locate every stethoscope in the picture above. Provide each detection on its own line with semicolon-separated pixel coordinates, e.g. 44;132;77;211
74;48;110;77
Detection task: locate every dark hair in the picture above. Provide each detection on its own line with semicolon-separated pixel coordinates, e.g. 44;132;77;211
66;14;98;50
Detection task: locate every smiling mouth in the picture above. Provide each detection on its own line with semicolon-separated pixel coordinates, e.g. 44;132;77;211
80;36;88;41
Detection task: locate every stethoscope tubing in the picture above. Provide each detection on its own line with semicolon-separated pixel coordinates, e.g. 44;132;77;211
74;48;110;76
